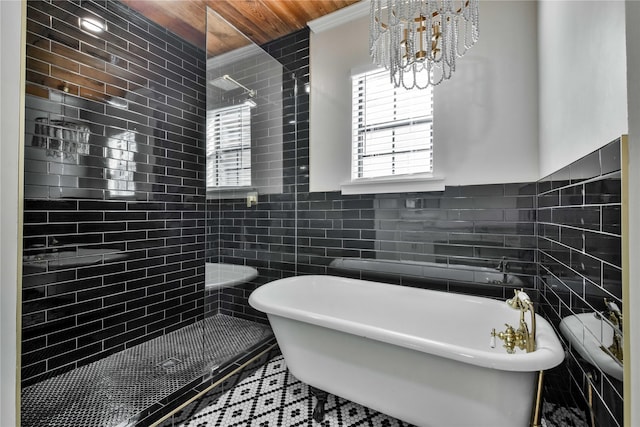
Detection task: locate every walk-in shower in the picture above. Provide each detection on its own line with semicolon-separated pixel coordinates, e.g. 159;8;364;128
19;2;295;425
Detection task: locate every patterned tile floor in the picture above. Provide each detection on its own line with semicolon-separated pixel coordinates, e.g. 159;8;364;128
174;354;413;427
21;314;271;427
174;354;589;427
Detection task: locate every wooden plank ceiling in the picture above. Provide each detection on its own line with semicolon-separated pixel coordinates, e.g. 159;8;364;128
121;0;360;56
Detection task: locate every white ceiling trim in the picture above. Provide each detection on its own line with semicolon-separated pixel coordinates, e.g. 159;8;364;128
307;0;369;33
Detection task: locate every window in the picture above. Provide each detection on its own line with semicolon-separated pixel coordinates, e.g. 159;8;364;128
351;68;433;180
207;104;251;188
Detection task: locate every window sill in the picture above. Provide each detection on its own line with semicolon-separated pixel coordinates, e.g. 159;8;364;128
207;187;256;200
340;175;445;195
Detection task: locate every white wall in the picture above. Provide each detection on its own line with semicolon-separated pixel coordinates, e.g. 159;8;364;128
309;10;368;192
538;0;628;178
625;1;639;424
309;0;539;192
0;1;23;425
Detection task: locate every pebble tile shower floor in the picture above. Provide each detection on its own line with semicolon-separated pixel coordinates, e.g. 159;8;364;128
170;354;589;427
21;314;272;427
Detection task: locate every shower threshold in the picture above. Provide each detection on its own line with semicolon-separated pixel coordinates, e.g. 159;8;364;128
21;314;273;427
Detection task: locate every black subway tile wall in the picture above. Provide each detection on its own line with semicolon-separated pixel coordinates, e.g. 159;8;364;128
302;186;538;293
537;139;623;426
22;0;206;386
212;185;538;306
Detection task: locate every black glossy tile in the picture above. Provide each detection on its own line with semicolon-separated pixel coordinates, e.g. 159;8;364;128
46;343;101;371
78;283;126;302
602;206;622;234
103;307;144;328
22;318;77;347
458;209;504;221
46;319;102;351
585;177;621;204
24;223;77;237
504;208;536;222
539;190;561;208
601;138;621;175
474;221;534;235
537;208;551;223
559;227;583;252
22;270;77;289
560;185;583;206
584;231;621;266
603;264;623;299
570;150;601;183
47;276;102;296
570;251;602;287
550;165;571;190
552;206;601;231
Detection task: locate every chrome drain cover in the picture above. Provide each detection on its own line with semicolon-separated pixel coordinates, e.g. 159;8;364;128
157;357;182;369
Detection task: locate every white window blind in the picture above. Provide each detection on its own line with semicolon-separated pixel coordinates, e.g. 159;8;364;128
206;104;251;188
351;68;433;180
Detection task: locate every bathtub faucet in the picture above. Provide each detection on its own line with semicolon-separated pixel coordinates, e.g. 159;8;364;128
495;256;510;283
491;323;524;354
506;289;536;353
603;298;623;363
491;289;537;353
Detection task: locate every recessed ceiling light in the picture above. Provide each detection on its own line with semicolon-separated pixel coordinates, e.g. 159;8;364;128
79;17;106;33
106;96;128;109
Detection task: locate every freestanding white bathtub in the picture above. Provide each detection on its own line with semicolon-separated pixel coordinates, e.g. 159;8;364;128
249;275;564;427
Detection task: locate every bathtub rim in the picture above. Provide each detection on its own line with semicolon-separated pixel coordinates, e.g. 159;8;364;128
205;262;258;290
328;257;526;287
249;275;565;373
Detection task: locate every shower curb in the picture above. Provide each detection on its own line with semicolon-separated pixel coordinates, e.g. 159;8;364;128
143;338;278;426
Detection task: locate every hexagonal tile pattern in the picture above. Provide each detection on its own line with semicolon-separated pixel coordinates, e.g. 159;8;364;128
21;314;271;427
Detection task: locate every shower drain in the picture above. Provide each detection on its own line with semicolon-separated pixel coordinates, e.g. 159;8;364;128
157;357;182;370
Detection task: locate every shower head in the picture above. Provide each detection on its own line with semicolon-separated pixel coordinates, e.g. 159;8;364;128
209;75;240;91
209;74;255;97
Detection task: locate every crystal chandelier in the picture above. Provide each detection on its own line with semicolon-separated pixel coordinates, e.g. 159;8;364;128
370;0;479;89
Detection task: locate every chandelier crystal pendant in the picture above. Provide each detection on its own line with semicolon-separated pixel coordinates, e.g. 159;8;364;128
369;0;479;90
